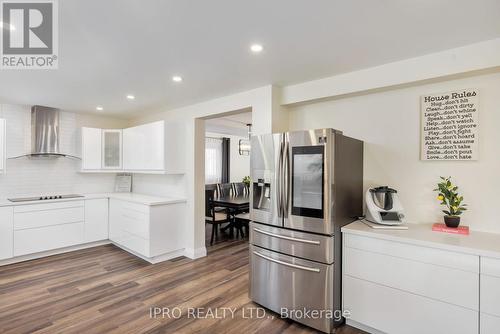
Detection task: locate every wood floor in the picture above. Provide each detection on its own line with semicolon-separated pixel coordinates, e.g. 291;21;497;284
0;231;366;334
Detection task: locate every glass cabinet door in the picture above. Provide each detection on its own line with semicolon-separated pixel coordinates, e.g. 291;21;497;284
102;129;122;169
291;145;324;218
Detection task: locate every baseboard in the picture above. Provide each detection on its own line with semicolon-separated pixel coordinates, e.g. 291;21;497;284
346;319;386;334
0;240;111;266
110;242;187;264
184;247;207;259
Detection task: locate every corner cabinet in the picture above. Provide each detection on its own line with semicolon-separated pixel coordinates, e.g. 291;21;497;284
81;120;185;174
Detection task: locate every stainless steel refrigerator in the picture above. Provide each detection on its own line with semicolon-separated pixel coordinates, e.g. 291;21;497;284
249;128;363;333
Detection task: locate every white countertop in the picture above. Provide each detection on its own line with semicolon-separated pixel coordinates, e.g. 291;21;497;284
0;193;186;207
342;220;500;259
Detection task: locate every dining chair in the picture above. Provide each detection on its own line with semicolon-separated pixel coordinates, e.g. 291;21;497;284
231;182;248;196
218;183;233;197
205;189;229;245
234;211;250;239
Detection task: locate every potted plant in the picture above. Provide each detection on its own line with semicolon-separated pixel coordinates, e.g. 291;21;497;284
434;176;467;228
242;176;251;189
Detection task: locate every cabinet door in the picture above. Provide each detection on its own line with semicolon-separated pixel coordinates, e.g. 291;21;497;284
81;127;102;170
123;121;164;171
84;199;109;242
102;129;122;169
0;206;13;260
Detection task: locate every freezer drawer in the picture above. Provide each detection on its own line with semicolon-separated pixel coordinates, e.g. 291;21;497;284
250;245;335;333
250;222;334;264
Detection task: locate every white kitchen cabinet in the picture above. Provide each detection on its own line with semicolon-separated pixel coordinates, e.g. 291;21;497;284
109;197;185;262
123;120;165;171
0;206;13;260
102;129;122;169
13;201;85;256
84;199;109;242
0;119;6;173
81;121;184;174
81;127;102;170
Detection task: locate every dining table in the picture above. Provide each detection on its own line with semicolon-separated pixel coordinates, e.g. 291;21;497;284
211;195;250;236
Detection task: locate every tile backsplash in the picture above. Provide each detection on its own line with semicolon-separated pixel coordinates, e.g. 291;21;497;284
0;104;128;197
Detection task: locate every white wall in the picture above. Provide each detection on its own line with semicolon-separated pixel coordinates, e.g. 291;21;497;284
0;104;128;197
287;71;500;233
206;132;250;183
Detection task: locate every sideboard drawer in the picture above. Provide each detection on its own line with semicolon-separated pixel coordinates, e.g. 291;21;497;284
480;273;500;317
481;313;500;334
343;275;478;334
344;246;479;310
481;257;500;277
344;233;479;273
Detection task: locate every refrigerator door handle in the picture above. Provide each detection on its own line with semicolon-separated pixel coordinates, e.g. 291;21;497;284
253;251;321;273
253;227;321;245
283;135;290;218
276;137;284;218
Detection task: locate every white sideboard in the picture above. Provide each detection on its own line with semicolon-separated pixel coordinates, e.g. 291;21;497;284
342;221;500;334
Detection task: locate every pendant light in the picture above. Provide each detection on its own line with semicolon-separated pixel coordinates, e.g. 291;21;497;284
239;124;252;156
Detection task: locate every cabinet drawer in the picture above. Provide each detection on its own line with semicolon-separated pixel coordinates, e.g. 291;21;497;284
344;246;479;310
14;222;84;256
121;213;149;239
113;231;150;257
120;201;149;214
481;257;500;277
250;245;334;333
344;233;479;273
343;275;478;334
14;207;84;230
14;200;84;213
480;274;500;317
250;222;334;263
481;313;500;334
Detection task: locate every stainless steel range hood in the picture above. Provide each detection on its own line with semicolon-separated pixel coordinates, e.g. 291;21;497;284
30;105;66;158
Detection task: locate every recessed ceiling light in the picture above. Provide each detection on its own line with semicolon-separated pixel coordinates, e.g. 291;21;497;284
250;44;263;53
126;95;135;100
0;22;15;31
96;106;103;111
172;76;182;82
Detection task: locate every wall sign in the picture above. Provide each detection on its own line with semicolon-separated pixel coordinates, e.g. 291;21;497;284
421;89;479;161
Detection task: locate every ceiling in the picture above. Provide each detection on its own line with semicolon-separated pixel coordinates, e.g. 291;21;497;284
205;112;252;137
1;0;499;118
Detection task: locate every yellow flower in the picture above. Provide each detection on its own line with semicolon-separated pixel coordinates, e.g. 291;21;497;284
437;195;444;201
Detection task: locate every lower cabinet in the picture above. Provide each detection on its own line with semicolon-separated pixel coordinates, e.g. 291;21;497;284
342;233;480;334
0;206;13;260
109;198;184;262
13;201;86;256
84;199;109;242
480;257;500;334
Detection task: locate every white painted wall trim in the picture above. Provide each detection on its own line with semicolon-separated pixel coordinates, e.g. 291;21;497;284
184;247;207;259
282;38;500;105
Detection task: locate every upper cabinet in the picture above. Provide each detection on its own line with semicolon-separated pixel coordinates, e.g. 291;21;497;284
123;121;164;171
81;127;102;170
81;120;184;174
0;119;5;173
102;129;122;169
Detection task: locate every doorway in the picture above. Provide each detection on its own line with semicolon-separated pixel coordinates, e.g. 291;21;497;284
201;108;252;248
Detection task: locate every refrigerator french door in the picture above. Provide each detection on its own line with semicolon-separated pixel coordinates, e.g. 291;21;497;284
251;129;339;235
250;128;364;333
